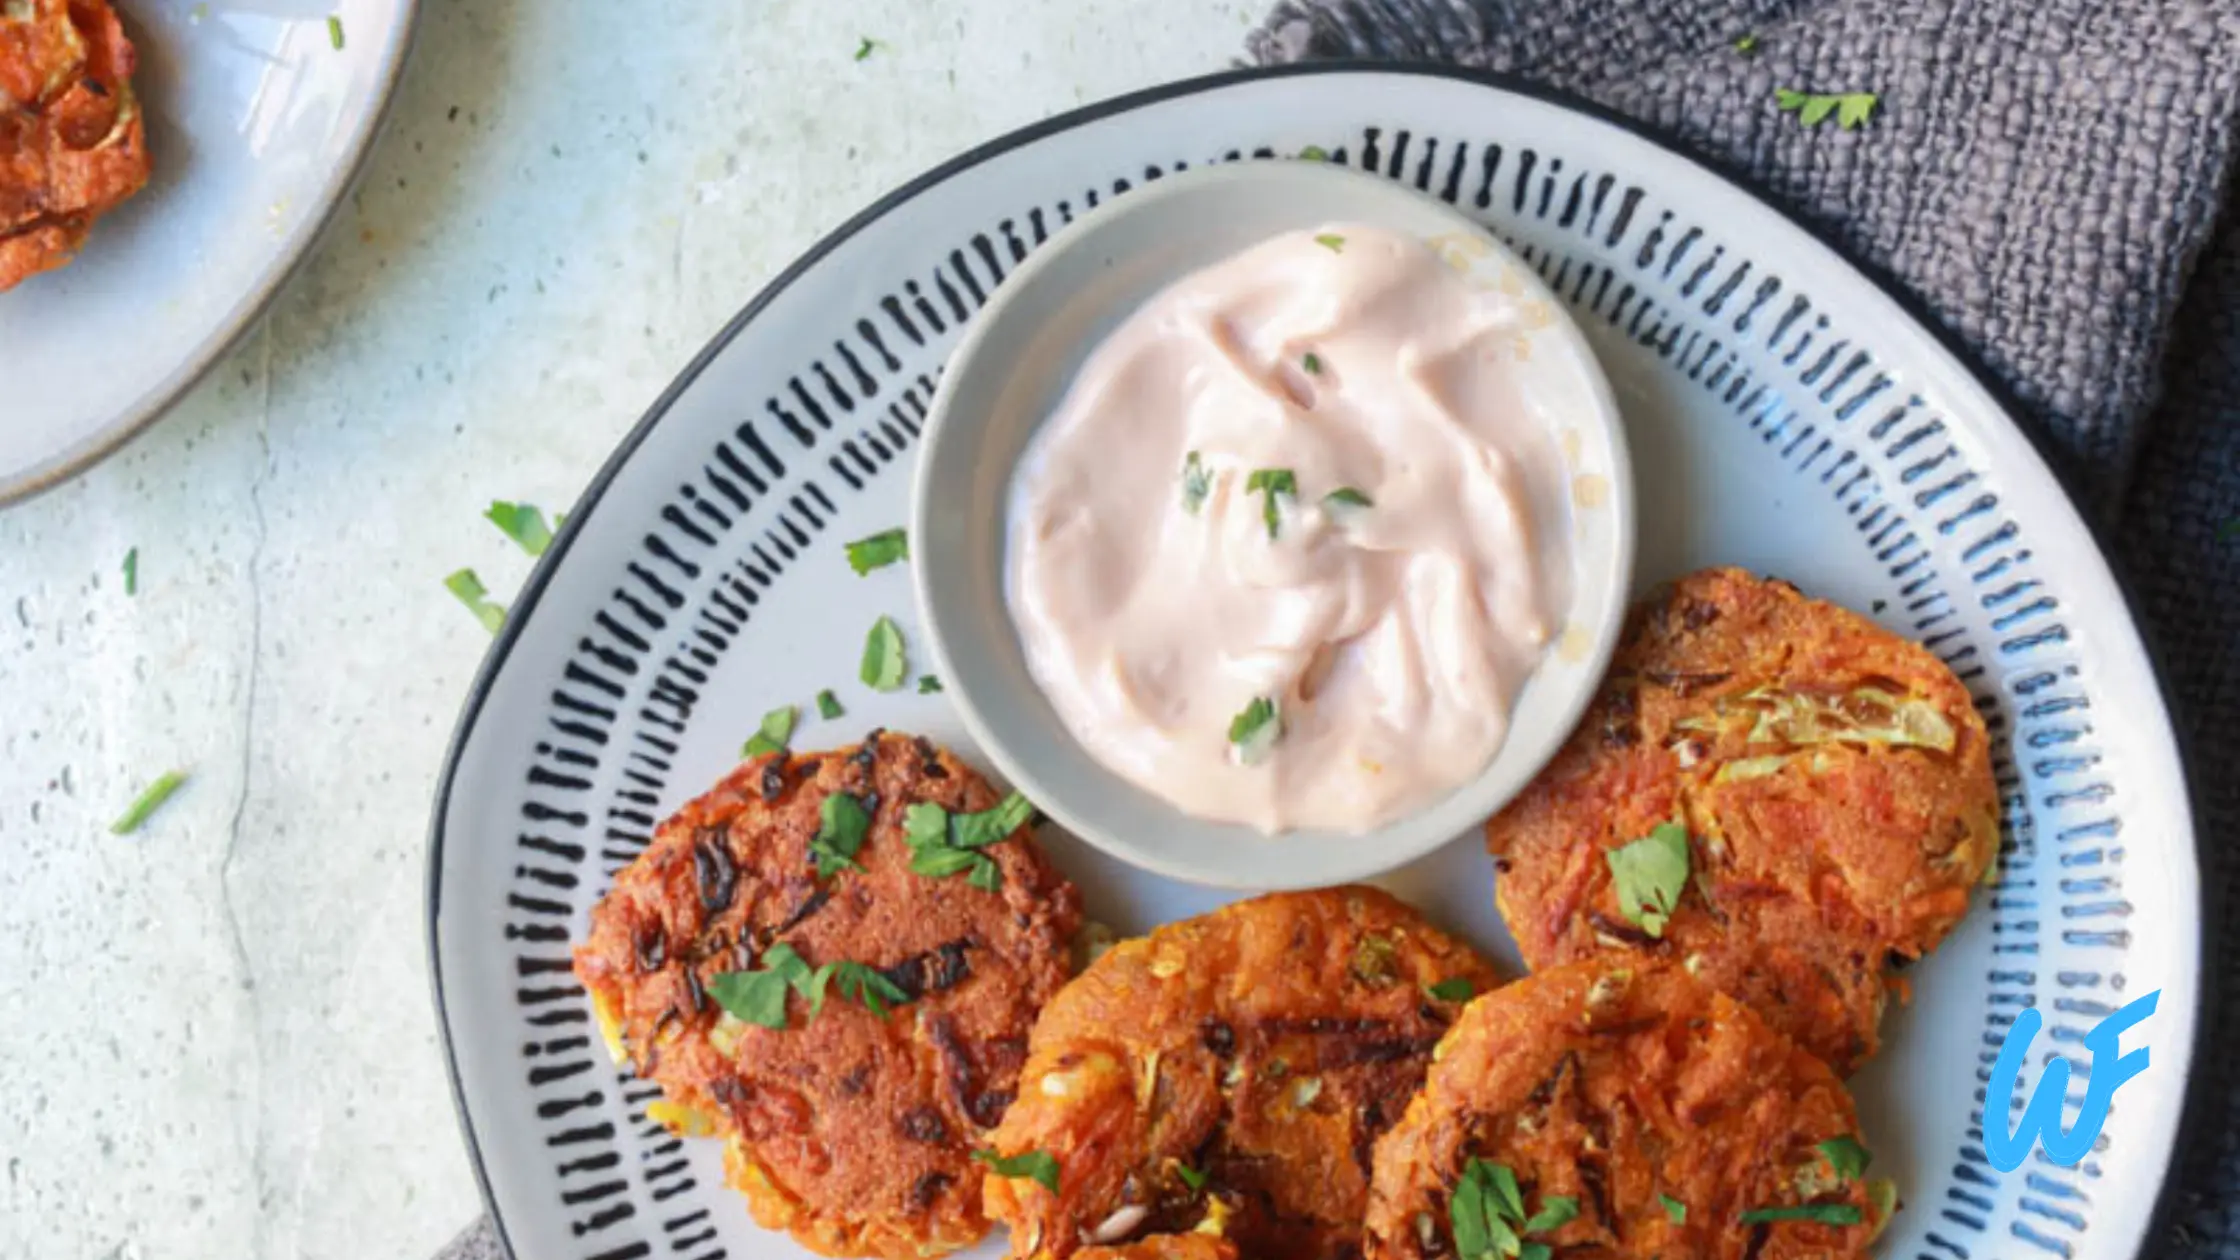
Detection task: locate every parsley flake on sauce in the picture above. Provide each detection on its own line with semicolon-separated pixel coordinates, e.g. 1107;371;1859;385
1738;1204;1863;1226
742;705;797;758
974;1148;1061;1194
444;569;506;634
810;792;872;872
861;615;907;691
1303;351;1324;375
1245;468;1297;538
1182;450;1212;514
111;770;188;835
816;689;845;720
1314;233;1346;253
1606;820;1690;937
1227;696;1281;763
844;527;909;575
1324;486;1373;510
1775;88;1879;130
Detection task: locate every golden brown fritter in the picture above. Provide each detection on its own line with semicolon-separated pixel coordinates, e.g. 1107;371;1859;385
1366;960;1887;1260
982;888;1503;1260
574;731;1084;1260
1484;568;1998;1073
1;0;149;291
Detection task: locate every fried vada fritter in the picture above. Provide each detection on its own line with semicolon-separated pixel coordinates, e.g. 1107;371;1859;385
982;888;1503;1260
0;0;149;291
1366;960;1887;1260
574;731;1084;1260
1485;567;1998;1073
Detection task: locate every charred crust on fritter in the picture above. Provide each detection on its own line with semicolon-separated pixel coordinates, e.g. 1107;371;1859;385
632;922;668;972
899;1106;950;1145
692;829;738;913
908;1171;955;1212
759;759;787;802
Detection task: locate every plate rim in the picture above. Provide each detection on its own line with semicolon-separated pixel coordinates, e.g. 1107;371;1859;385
0;0;427;506
422;59;2212;1260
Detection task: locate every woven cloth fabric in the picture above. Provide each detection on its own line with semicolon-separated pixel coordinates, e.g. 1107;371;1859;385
1247;0;2240;1253
436;4;2240;1256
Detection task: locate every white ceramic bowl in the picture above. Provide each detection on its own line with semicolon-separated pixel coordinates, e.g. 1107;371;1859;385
912;160;1634;889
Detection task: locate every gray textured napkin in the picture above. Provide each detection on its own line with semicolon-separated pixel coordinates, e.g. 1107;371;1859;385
437;2;2240;1255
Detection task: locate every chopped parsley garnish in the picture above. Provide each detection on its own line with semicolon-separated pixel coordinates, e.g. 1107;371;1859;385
816;689;845;719
1245;468;1297;538
904;791;1032;890
1182;450;1212;514
1818;1136;1872;1182
111;770;188;835
1738;1204;1863;1226
1227;696;1281;762
444;569;506;633
1303;352;1323;374
1175;1162;1209;1191
1425;977;1476;1002
954;791;1034;847
1660;1193;1687;1224
861;615;907;691
122;547;138;596
1314;233;1346;253
830;959;911;1016
810;791;872;872
1775;89;1879;131
327;14;344;48
1606;820;1690;937
854;36;879;60
710;943;908;1028
1734;33;1759;54
844;527;909;575
742;705;797;758
1451;1158;1574;1260
974;1148;1061;1194
918;675;943;694
1323;486;1373;509
1298;145;1330;161
484;501;556;556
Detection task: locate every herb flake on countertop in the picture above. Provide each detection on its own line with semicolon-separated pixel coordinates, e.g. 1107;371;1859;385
485;501;556;556
1314;233;1346;253
327;14;344;48
1607;820;1691;938
854;35;879;61
122;547;138;596
742;705;797;758
817;689;845;720
1738;1204;1863;1226
974;1148;1061;1194
1245;468;1297;539
444;569;506;633
1776;88;1879;130
1182;450;1212;514
917;675;942;694
111;770;188;835
861;615;907;691
845;527;908;576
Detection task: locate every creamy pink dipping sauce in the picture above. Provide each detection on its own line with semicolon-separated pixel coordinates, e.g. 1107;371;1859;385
1007;224;1571;834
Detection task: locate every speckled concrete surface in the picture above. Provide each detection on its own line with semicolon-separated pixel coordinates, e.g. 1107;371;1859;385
0;2;1254;1255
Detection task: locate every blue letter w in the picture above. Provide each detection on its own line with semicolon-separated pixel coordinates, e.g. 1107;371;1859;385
1983;989;2160;1173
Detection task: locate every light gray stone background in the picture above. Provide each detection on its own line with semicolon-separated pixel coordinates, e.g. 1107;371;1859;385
0;2;1262;1256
